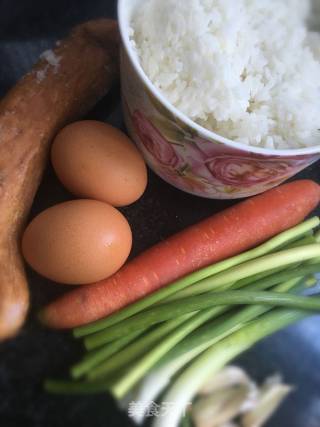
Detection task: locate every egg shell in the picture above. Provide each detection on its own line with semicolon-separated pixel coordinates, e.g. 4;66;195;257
51;120;148;207
21;199;132;285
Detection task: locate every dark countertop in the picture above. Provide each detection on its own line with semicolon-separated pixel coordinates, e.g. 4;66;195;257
1;1;320;426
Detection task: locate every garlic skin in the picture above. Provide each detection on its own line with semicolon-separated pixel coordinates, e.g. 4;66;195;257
191;384;251;427
241;375;293;427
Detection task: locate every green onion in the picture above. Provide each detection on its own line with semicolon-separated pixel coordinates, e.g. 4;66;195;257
124;312;253;412
83;261;317;352
101;306;227;395
70;330;143;379
73;218;319;338
151;234;313;308
138;309;308;427
157;277;302;369
85;287;320;345
44;219;320;417
315;229;320;242
86;313;195;378
284;234;316;248
237;263;320;291
44;379;112;395
83;244;320;349
45;278;305;399
105;277;303;400
104;289;319;398
169;244;320;299
44;309;308;399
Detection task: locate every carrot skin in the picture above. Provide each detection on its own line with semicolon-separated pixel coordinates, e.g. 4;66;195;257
40;180;320;329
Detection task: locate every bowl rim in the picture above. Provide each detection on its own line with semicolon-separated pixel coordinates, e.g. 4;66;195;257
118;0;320;157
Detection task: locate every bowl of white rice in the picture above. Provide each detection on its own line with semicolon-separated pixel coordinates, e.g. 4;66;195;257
118;0;320;199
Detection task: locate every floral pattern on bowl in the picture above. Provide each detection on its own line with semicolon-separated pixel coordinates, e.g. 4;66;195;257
120;49;319;199
127;106;317;198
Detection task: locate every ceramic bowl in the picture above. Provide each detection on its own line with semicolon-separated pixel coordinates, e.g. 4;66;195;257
118;0;320;199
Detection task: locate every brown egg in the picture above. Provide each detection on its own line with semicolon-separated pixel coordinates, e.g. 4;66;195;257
21;200;132;285
51;120;147;207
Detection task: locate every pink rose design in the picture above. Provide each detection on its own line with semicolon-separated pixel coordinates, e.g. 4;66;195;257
191;138;311;188
126;104;318;197
132;110;182;168
205;156;292;187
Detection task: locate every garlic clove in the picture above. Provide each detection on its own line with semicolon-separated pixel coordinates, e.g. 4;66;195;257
199;366;252;396
241;377;293;427
192;384;251;427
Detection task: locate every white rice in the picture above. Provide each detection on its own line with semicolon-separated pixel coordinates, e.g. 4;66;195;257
130;0;320;149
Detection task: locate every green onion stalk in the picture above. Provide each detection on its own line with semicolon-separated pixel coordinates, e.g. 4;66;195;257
84;244;320;349
123;277;304;422
108;278;309;401
148;309;309;427
74;218;319;338
44;218;320;417
71;262;320;379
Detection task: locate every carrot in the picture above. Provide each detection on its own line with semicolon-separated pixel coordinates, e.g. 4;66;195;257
40;180;320;329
